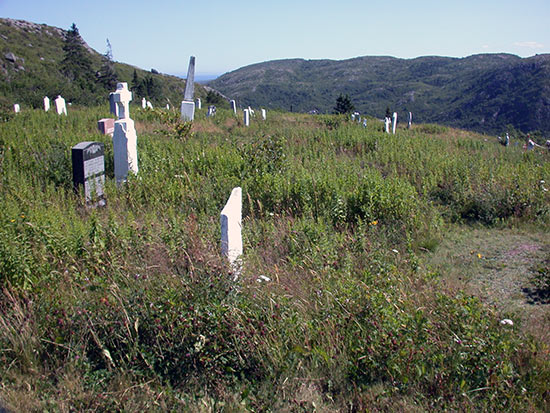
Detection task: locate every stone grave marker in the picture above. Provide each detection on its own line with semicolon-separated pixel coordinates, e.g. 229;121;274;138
147;101;153;109
109;93;117;116
392;112;397;134
230;100;237;115
363;118;367;128
44;96;50;112
384;117;391;133
180;56;196;121
261;108;266;120
55;96;67;115
207;105;216;117
351;113;356;121
248;106;255;117
243;109;250;126
221;187;242;272
142;97;146;109
195;98;202;110
408;112;412;129
72;141;106;206
166;104;170;110
97;118;115;135
112;82;138;183
13;104;20;113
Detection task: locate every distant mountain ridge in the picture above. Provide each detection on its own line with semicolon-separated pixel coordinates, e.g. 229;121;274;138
208;54;550;134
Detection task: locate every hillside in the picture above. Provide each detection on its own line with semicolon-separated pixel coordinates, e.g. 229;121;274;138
209;54;550;135
0;105;549;410
0;18;205;109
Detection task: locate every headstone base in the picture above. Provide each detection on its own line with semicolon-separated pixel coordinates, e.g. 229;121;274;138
181;100;195;121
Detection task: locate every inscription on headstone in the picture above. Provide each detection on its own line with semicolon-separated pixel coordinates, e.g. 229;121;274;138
72;141;106;205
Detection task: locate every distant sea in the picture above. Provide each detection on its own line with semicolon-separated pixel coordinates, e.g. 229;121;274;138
173;73;220;84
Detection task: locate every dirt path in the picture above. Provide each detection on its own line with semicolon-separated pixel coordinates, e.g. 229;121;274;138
426;226;550;345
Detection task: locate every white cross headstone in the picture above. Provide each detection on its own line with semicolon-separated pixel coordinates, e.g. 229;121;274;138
230;100;237;115
112;82;138;183
384;117;391;134
392;112;397;134
261;108;266;120
13;104;20;113
408;112;412;129
44;96;50;112
55;96;67;115
141;98;146;109
195;98;201;110
221;187;242;273
243;109;250;127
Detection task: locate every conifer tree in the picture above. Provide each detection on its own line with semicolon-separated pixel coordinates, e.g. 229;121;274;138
61;23;93;84
96;38;117;90
333;94;354;114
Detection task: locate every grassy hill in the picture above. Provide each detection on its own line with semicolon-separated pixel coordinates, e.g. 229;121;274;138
0;104;549;410
0;18;206;109
208;54;550;136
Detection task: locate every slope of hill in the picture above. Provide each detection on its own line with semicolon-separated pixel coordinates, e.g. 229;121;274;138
0;18;204;109
209;54;550;135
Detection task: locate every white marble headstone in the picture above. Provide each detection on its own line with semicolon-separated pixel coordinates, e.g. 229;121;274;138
243;109;250;127
195;98;201;110
111;83;138;183
181;101;195;121
13;104;20;113
384;117;391;134
408;112;412;129
44;96;50;112
230;100;237;115
221;187;242;270
261;108;266;120
392;112;397;134
146;101;153;109
142;98;146;109
55;96;67;115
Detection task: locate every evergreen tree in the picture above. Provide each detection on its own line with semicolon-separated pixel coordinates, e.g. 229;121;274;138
131;69;140;90
333;94;354;114
385;106;392;118
61;23;94;84
205;90;223;105
96;38;117;90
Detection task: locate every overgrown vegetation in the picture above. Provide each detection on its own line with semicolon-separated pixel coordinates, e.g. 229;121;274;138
0;105;549;411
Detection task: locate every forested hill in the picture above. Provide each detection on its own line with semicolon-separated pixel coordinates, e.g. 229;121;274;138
208;54;550;135
0;18;205;108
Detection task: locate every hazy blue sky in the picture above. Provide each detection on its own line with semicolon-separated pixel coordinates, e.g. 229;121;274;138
1;0;548;77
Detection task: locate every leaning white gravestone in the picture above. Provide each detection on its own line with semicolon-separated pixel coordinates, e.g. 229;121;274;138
112;82;138;183
243;109;250;127
221;187;243;272
392;112;397;134
13;104;20;113
230;100;237;115
55;95;67;115
44;96;50;112
384;117;391;134
180;56;196;121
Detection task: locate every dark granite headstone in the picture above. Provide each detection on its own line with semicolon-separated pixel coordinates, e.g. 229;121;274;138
72;141;105;205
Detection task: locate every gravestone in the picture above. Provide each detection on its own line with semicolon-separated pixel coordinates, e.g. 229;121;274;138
109;93;117;116
166;104;170;110
44;96;50;112
363;118;367;128
408;112;412;129
141;97;146;109
207;105;216;117
221;187;242;271
230;100;237;115
195;98;202;110
147;101;153;109
180;56;196;121
248;106;255;117
261;108;266;120
351;113;356;121
112;82;138;183
243;109;250;127
384;117;391;133
72;141;106;205
392;112;397;134
13;104;20;113
97;118;115;135
55;95;67;115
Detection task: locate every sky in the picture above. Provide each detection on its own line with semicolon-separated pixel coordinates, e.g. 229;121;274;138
1;0;549;78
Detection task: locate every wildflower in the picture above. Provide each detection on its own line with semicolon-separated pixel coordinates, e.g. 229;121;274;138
10;219;15;222
370;220;378;226
477;253;482;259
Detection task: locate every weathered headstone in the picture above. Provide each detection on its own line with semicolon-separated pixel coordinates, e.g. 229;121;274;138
109;93;117;116
166;104;170;110
392;112;397;134
146;101;153;109
13;104;20;113
141;97;146;109
261;108;266;120
97;118;115;135
230;100;237;115
363;118;367;128
351;113;356;121
55;95;67;115
72;141;106;205
43;96;50;112
243;109;250;127
195;98;201;110
207;105;216;117
221;187;242;271
112;82;138;183
180;56;196;121
248;106;255;117
408;112;412;129
384;117;391;134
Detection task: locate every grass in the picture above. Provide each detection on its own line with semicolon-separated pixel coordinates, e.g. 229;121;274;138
0;105;549;411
